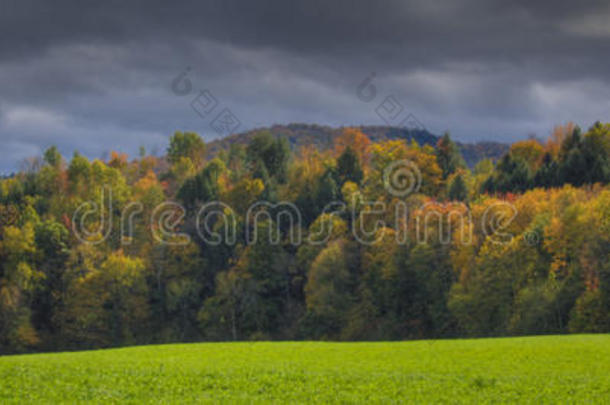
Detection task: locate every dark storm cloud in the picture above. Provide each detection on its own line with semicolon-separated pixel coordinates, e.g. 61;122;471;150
1;0;609;171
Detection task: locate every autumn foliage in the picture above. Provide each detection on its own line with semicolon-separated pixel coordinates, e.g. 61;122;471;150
0;125;609;353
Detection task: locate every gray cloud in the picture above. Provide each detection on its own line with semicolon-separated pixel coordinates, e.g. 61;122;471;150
0;0;609;172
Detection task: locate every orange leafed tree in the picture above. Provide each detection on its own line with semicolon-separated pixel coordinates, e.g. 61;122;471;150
546;122;575;158
334;127;371;166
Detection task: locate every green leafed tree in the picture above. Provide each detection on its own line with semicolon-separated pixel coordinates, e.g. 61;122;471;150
436;132;465;180
304;240;353;338
167;131;206;168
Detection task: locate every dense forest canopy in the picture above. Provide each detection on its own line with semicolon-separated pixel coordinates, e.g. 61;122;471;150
0;122;609;353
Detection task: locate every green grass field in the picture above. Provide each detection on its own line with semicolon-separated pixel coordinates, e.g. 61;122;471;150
1;335;609;403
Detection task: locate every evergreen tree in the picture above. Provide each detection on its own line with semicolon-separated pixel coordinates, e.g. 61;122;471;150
436;132;465;179
483;154;532;193
336;146;363;185
448;173;468;202
559;134;587;187
534;152;560;188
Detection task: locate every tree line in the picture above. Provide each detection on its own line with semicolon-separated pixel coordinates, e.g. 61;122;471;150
0;124;609;353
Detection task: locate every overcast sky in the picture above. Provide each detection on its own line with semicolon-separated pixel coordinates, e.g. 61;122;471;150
1;0;609;172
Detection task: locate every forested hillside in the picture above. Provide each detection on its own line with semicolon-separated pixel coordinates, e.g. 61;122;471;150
0;123;609;354
206;124;508;167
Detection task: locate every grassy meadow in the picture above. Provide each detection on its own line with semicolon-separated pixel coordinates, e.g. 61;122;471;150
1;335;609;403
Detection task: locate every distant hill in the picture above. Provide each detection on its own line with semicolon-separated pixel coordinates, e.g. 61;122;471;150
207;124;508;167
